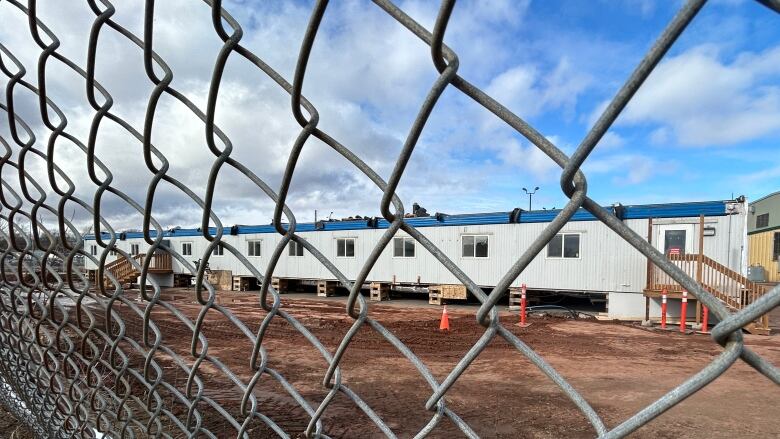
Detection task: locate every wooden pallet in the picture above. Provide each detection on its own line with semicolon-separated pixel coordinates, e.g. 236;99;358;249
428;284;467;306
232;276;253;292
173;274;191;288
207;270;233;291
508;288;522;311
272;277;304;293
370;282;390;302
271;277;287;293
317;280;337;297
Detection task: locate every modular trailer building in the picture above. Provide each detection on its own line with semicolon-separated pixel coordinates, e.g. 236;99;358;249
85;199;748;320
748;191;780;283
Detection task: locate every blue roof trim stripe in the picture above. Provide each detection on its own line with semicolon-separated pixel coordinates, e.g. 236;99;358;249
85;200;730;240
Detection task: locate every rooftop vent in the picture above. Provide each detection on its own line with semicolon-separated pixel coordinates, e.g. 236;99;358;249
412;203;430;217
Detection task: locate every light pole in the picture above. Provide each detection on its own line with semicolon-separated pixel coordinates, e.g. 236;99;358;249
522;186;539;211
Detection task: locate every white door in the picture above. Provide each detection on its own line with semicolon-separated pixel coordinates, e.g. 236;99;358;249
656;224;695;256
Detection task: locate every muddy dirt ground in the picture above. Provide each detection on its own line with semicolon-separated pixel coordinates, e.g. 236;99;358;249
0;405;32;438
4;288;779;438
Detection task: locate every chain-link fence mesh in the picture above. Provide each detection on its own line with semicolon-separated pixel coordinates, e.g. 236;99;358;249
0;0;779;437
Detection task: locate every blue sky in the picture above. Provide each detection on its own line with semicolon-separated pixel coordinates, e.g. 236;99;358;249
1;0;779;229
366;0;780;212
501;0;780;209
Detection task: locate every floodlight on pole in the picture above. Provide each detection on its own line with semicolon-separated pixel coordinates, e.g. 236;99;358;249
522;186;539;211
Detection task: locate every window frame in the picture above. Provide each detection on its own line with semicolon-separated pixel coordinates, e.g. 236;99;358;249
392;236;416;258
663;229;687;256
461;234;489;259
181;241;193;257
336;237;356;258
212;243;225;257
756;213;769;229
773;232;780;262
247;239;262;257
288;240;305;257
546;232;581;259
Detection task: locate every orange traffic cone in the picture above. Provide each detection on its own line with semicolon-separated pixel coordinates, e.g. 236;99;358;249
439;305;450;331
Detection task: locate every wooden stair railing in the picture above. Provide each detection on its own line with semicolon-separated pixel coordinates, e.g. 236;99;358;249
102;252;172;286
646;253;771;334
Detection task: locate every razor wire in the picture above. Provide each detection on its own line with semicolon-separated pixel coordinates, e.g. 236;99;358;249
0;0;778;437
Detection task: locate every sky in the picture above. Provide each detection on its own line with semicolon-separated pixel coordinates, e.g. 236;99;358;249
0;0;779;232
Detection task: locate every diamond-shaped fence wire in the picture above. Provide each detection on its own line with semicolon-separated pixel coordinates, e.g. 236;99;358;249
0;0;779;437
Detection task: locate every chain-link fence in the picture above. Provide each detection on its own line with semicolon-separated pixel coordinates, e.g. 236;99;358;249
1;0;779;437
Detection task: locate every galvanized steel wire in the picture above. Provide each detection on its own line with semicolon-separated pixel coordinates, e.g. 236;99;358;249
0;0;779;437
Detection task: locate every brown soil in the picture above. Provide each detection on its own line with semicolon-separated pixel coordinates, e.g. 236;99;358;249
8;288;780;438
0;405;33;439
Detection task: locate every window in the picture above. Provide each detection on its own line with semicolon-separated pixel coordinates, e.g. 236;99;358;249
131;244;140;255
663;230;686;255
288;240;304;257
109;248;116;256
213;244;224;256
757;213;769;229
547;233;580;258
336;238;355;258
181;242;192;256
462;235;488;258
90;245;97;256
393;237;415;258
248;240;262;257
774;232;780;262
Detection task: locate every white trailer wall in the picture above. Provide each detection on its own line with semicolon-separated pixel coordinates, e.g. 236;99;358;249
86;212;743;293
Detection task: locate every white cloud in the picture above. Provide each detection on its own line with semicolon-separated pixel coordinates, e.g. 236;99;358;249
632;0;657;17
493;138;559;180
0;0;558;231
739;163;780;184
486;57;590;120
649;127;670;145
585;99;609;128
619;44;780;146
596;131;625;150
584;154;677;185
13;0;751;233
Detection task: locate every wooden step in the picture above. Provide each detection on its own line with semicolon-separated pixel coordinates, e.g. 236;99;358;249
744;322;772;336
645;285;770;335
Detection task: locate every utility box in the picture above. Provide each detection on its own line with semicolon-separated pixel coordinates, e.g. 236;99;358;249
747;265;767;283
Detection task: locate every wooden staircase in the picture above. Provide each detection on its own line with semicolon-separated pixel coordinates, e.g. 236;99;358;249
645;253;772;335
101;252;173;287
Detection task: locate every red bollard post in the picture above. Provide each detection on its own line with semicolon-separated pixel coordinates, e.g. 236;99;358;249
517;283;530;327
660;288;667;329
680;290;688;333
701;306;709;333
